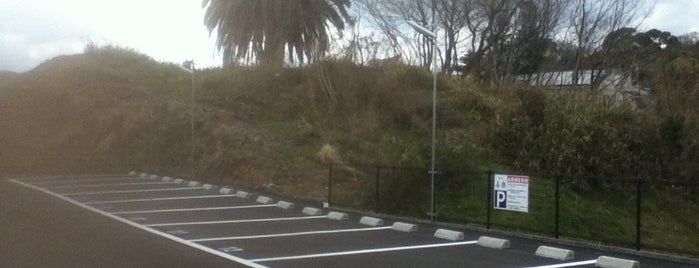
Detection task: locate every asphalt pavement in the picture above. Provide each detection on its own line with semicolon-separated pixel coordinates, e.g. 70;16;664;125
2;174;695;268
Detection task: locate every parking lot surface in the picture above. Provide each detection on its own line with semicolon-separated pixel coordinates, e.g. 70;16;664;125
4;174;695;267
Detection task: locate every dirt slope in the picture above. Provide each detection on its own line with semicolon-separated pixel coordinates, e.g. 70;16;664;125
0;51;329;199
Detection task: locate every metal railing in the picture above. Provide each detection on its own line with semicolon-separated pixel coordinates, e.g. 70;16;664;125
326;164;699;257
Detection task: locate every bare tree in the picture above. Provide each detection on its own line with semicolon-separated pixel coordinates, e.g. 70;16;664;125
565;0;647;88
353;0;647;90
435;0;470;73
353;0;405;59
354;0;434;67
460;0;523;84
502;0;566;82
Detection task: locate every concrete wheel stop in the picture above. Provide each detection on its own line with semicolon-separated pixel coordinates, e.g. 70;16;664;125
359;216;384;226
434;229;464;241
391;222;418;232
535;245;575;261
477;236;510;249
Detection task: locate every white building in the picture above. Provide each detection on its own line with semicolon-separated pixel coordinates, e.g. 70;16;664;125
517;70;650;104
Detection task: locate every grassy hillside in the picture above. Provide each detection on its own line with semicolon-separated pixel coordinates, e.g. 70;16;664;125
1;47;697;256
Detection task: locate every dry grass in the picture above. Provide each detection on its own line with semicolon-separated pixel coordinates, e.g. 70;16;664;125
316;144;342;164
2;46;696;195
1;48;697;257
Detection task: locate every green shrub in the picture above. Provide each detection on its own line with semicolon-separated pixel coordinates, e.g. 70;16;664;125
490;88;663;182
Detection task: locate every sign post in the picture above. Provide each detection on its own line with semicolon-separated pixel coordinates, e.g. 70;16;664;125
493;174;530;213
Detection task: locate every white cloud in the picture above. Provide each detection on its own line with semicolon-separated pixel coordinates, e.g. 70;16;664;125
642;0;699;34
0;0;221;72
2;0;698;72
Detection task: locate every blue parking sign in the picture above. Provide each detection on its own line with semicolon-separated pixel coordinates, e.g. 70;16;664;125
493;174;530;213
495;190;507;208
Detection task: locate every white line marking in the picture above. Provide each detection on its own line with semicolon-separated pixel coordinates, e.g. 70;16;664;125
251;241;479;262
62;187;204;196
8;179;267;268
83;194;237;204
190;226;393;242
112;205;277;214
145;216;328;227
34;177;145;184
523;260;598;268
22;175;126;182
50;181;175;189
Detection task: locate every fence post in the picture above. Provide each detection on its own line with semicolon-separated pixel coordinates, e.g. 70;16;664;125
375;166;380;213
555;175;561;239
635;178;643;251
486;170;493;229
327;164;333;207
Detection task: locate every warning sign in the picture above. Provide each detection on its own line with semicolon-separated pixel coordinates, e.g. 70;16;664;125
493;174;529;213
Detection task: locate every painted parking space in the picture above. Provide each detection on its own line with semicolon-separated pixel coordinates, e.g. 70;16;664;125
263;247;596;268
48;182;184;192
67;188;230;203
152;218;369;241
48;180;175;189
92;196;254;211
31;176;147;186
8;174;695;268
198;228;477;260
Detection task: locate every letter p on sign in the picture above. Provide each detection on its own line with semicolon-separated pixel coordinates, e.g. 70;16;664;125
495;190;507;208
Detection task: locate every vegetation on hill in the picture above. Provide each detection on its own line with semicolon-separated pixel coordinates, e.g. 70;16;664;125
0;46;696;255
1;43;696;198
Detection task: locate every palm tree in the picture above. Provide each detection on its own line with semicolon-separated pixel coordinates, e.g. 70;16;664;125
202;0;352;67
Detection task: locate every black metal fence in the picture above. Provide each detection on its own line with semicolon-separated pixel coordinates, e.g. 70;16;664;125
326;164;699;257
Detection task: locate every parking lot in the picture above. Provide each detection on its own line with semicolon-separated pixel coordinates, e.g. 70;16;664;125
7;173;695;268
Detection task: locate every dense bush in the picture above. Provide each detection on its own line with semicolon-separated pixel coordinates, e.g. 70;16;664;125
4;49;695;194
489;87;697;184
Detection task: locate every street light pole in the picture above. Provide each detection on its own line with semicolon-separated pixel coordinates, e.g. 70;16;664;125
190;63;195;177
177;61;195;176
407;21;438;222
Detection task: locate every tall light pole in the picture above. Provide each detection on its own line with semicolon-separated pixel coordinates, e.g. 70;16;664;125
177;61;195;176
407;21;438;222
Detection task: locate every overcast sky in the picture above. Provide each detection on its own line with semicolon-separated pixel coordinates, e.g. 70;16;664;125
1;0;698;73
0;0;219;72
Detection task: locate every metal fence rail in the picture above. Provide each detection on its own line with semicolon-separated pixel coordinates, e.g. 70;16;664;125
326;164;699;257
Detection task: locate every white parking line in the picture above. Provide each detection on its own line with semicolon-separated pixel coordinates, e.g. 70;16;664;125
251;241;479;262
524;260;597;268
112;204;277;214
50;181;175;189
8;179;268;268
62;187;204;196
83;194;237;204
145;216;328;227
23;175;126;182
190;226;393;242
34;177;143;184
